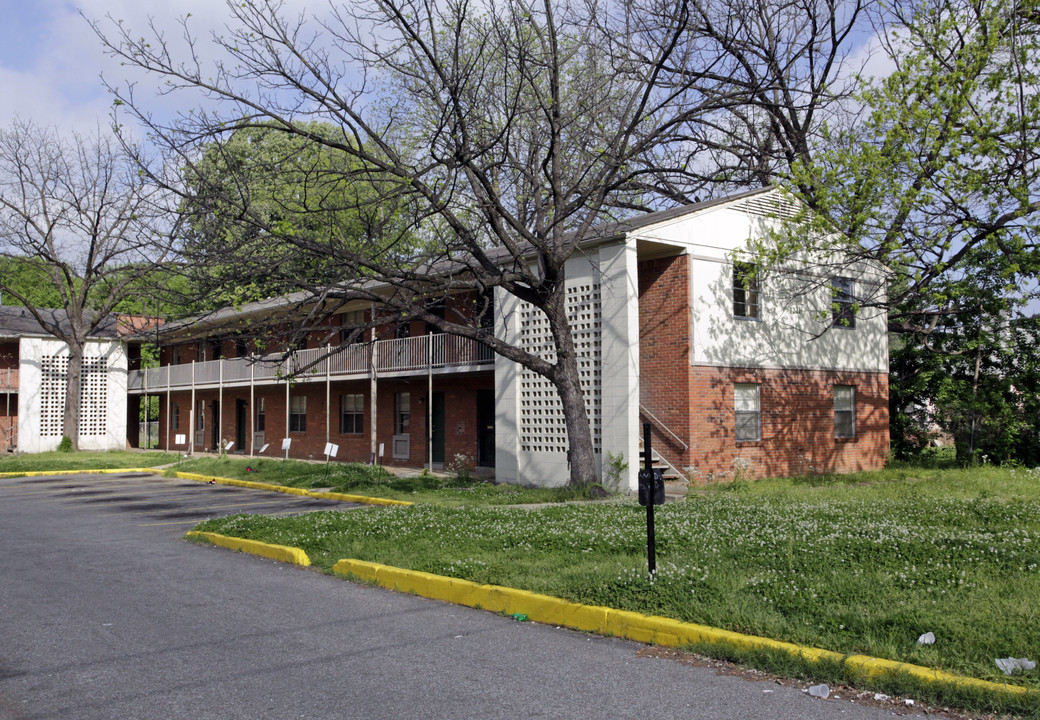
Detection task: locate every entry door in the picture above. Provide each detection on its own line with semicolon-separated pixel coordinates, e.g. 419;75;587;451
477;389;495;467
211;400;220;450
431;392;445;465
235;399;247;452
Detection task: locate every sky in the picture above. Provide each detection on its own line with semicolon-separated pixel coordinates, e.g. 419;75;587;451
0;0;310;138
0;0;891;140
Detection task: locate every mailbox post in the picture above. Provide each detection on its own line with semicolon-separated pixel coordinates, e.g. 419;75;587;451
638;422;665;575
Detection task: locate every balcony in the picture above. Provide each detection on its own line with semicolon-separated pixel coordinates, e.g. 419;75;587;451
127;334;494;393
0;368;17;393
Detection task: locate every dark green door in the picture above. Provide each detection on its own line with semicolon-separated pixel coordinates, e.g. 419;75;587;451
211;401;220;450
432;392;445;464
235;399;247;452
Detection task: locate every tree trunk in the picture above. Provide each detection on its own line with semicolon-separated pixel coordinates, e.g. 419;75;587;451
544;297;599;488
553;358;599;488
63;345;83;451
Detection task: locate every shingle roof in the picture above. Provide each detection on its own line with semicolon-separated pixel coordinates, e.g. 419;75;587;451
0;306;121;340
149;187;784;339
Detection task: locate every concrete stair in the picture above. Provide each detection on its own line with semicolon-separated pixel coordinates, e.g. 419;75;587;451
638;441;686;501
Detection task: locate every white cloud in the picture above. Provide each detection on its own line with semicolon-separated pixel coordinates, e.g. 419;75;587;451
0;0;315;137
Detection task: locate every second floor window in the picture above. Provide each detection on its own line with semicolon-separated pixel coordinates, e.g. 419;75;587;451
831;276;856;328
290;395;307;433
733;262;761;319
339;309;367;346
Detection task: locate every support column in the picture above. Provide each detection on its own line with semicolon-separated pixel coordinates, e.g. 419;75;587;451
598;239;641;492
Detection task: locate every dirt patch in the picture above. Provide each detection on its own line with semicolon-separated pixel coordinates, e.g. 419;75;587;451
635;646;996;719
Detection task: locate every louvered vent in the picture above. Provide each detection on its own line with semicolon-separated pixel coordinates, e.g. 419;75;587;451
737;192;800;220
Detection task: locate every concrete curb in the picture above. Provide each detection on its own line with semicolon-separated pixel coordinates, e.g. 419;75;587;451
332;557;1038;701
166;470;414;507
0;468;159;478
0;466;412;507
185;530;311;566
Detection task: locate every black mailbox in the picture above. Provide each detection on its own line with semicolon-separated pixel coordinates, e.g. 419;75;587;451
638;468;665;506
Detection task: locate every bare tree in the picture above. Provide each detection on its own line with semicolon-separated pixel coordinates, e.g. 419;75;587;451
92;0;873;485
0;120;178;450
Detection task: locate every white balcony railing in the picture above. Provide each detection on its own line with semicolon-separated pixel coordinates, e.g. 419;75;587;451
127;334;493;392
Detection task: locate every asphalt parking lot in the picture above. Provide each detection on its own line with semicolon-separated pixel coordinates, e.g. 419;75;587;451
0;470;919;720
0;470;356;534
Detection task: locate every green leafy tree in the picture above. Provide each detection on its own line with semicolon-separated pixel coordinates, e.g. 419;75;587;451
178;122;415;310
776;0;1040;337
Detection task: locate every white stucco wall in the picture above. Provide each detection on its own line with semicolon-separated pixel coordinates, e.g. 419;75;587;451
492;189;888;489
630;195;889;374
17;337;129;452
495;241;641;490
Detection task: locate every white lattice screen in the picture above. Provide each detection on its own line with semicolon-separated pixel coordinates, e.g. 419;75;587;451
39;355;108;438
40;356;67;437
80;358;108;436
518;283;602;454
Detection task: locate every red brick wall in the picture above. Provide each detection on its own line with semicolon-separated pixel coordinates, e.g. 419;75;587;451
638;254;692;469
156;372;493;468
686;366;889;480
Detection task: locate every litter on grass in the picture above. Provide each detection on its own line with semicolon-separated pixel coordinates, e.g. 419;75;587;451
995;657;1036;675
917;632;935;645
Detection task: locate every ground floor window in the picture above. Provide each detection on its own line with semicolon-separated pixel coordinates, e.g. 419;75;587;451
256;397;266;432
395;392;410;435
196;399;205;432
734;383;761;442
172;403;179;430
340;393;364;434
834;385;855;438
290;395;307;433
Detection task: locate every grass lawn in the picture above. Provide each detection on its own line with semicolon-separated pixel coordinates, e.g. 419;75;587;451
167;455;604;506
193;462;1040;714
0;450;182;473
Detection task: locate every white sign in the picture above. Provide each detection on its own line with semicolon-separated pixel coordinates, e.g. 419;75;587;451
324;442;339;457
281;438;292;451
175;434;186;445
225;441;235;451
378;442;385;457
258;443;270;454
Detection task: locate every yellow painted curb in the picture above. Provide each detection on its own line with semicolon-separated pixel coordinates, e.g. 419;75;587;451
0;466;413;507
185;530;311;566
0;467;159;478
333;558;1038;700
309;490;412;506
168;471;413;507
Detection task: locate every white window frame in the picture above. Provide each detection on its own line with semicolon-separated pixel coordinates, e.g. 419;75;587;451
834;385;856;439
734;383;761;442
340;393;364;435
289;395;307;433
393;392;411;459
831;276;856;328
733;262;761;320
255;397;266;432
